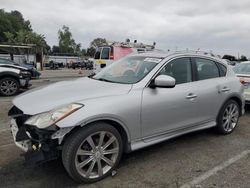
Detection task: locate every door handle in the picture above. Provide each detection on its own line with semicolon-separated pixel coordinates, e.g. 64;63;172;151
220;87;231;93
186;93;197;99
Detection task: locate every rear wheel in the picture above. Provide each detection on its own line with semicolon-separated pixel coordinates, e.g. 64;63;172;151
216;100;240;134
62;122;123;183
0;77;20;96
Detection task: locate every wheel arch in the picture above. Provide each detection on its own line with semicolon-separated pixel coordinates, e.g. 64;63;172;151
0;72;20;82
218;94;243;119
226;95;243;116
62;118;131;153
229;96;243;115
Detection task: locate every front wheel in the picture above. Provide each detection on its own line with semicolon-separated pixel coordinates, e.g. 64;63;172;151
62;122;123;183
216;100;240;134
0;77;20;96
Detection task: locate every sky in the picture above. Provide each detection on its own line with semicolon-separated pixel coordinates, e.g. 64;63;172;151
1;0;250;57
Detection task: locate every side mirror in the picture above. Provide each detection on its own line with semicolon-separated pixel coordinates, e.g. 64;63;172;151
151;75;176;88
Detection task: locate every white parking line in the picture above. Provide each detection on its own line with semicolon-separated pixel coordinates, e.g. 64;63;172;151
180;150;250;188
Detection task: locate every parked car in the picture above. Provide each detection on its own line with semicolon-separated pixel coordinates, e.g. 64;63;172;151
223;59;238;66
71;61;83;69
9;52;244;183
71;60;94;70
47;60;59;70
233;61;250;104
0;66;31;96
84;60;93;70
0;58;40;78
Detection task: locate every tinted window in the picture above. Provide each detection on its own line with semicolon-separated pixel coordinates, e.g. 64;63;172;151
195;58;219;80
101;48;110;59
159;58;192;84
218;63;227;76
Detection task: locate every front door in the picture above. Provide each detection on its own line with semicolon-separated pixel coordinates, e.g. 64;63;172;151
141;57;199;139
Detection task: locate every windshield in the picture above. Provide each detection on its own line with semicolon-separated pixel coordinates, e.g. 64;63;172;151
233;63;250;74
94;48;101;59
93;56;162;84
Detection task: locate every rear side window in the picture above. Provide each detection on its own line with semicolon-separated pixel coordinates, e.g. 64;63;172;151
101;48;110;59
194;58;220;80
217;63;227;76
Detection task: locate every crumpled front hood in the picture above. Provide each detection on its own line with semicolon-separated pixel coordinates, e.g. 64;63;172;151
13;77;132;115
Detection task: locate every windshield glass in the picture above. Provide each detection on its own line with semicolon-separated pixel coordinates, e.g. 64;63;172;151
233;63;250;74
93;56;162;84
94;48;101;59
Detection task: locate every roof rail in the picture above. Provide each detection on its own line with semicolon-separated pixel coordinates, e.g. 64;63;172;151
170;49;220;58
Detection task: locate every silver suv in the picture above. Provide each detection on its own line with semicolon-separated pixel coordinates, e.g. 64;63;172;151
9;52;245;183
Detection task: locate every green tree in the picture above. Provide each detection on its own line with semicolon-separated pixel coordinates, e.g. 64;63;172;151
0;9;31;42
239;55;248;61
222;54;237;61
52;45;60;54
90;38;107;48
58;25;81;55
80;49;86;56
4;30;49;54
86;47;96;57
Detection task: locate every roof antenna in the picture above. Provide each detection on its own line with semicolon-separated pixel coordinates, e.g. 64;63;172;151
196;48;200;53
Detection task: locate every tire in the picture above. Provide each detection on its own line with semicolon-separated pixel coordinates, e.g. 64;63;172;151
62;122;123;183
0;77;20;96
216;100;240;134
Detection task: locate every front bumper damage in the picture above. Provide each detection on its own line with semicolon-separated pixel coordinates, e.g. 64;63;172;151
8;106;72;166
20;78;31;88
19;71;31;88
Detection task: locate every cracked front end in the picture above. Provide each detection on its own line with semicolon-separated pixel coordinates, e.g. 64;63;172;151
8;105;76;166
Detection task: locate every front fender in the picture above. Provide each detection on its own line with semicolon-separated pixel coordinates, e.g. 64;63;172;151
56;113;131;143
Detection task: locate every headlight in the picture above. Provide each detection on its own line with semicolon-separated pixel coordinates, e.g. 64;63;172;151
25;103;83;129
20;70;31;78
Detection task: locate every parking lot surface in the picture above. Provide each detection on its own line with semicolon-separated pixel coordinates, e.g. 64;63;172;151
0;71;249;188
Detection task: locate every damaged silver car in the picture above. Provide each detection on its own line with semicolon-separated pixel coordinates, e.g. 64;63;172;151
9;51;245;183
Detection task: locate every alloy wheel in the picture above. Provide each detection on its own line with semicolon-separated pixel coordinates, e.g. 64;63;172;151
74;131;119;179
222;103;239;132
0;79;18;96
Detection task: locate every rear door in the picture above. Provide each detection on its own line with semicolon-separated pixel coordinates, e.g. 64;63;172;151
191;57;229;123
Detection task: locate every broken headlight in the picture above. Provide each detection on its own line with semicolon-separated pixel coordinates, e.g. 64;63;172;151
25;103;83;129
